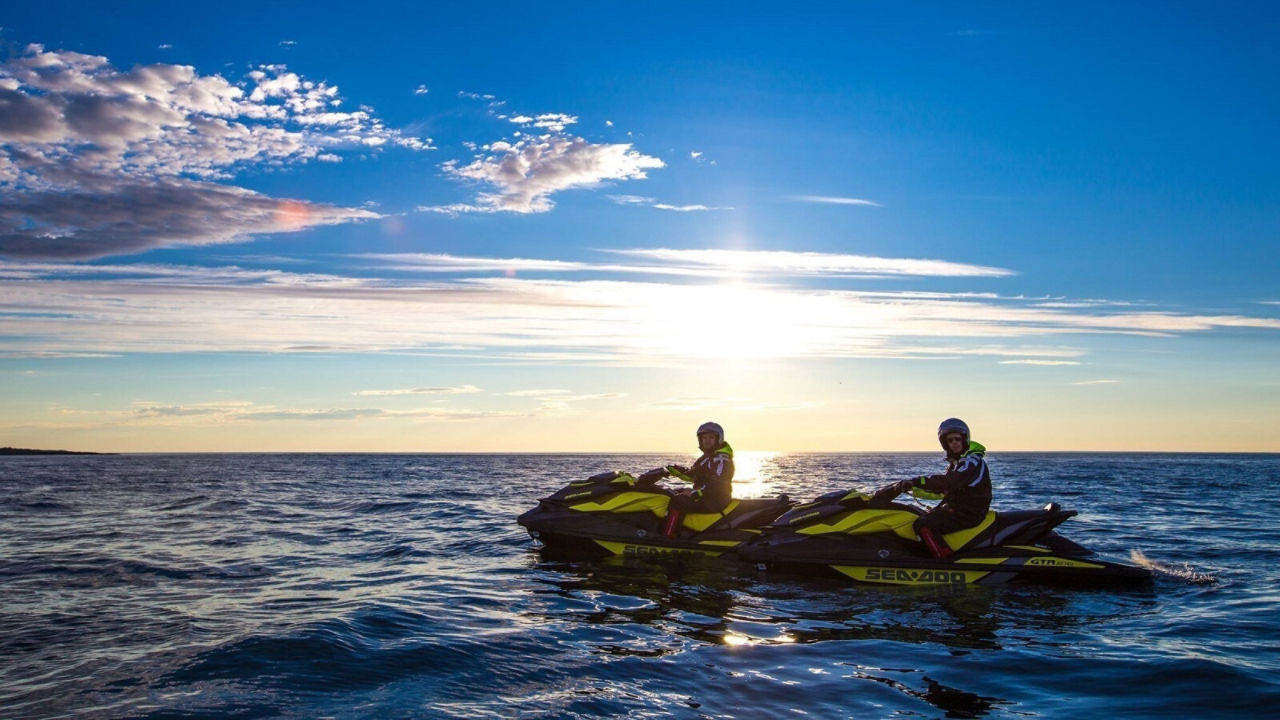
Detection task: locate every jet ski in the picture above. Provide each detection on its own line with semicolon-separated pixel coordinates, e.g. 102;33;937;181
518;469;795;560
737;486;1153;587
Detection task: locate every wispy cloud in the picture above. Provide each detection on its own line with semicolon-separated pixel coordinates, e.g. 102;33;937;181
354;249;1004;279
414;84;429;95
503;388;570;397
789;195;883;207
352;384;481;396
609;195;731;212
55;400;528;426
0;44;428;259
649;396;820;412
1073;379;1120;385
533;391;628;416
605;248;1014;278
5;261;1277;364
355;253;591;274
999;359;1082;366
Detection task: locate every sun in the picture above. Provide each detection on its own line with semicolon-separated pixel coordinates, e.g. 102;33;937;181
628;281;843;361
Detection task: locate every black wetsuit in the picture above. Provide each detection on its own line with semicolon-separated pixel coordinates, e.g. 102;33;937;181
909;443;992;535
668;444;734;513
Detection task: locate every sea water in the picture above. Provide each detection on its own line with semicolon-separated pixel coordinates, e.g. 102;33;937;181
1;452;1277;719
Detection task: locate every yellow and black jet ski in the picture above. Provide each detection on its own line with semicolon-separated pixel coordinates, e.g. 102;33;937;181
518;469;795;560
737;486;1153;587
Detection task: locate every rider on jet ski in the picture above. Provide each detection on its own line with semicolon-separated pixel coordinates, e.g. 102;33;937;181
653;421;735;537
886;417;991;558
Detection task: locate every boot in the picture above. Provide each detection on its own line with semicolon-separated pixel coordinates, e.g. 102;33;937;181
919;527;953;558
662;510;682;538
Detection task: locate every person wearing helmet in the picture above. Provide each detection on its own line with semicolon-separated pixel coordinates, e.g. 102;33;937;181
656;421;736;538
887;418;991;558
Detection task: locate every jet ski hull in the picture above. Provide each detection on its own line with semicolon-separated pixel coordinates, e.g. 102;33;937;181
518;495;792;561
738;513;1154;587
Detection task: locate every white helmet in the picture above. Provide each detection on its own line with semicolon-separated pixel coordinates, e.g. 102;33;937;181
936;417;970;451
697;421;725;446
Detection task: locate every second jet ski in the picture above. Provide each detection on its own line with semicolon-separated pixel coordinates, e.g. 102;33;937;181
518;468;794;560
737;486;1153;587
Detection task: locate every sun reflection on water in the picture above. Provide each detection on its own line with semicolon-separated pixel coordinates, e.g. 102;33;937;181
732;451;781;498
722;631;797;647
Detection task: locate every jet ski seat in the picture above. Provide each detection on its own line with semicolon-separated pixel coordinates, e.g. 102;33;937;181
941;510;998;551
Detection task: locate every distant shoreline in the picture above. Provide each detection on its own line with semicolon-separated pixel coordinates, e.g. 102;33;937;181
0;447;109;455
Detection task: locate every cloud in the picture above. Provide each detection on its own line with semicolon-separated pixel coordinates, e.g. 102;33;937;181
5;261;1279;364
789;195;883;207
504;388;570;397
267;407;523;421
238;408;386;421
432;134;663;213
134;404;226;418
649;396;819;412
1073;379;1119;385
652;203;724;212
608;195;731;212
355;252;596;275
352;384;481;396
356;249;1002;280
503;112;578;132
533;391;627;416
1;181;378;259
414;84;429;95
605;248;1014;278
56;399;527;427
0;44;426;259
998;359;1082;366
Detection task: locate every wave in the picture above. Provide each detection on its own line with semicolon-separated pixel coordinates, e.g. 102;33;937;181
1130;549;1217;584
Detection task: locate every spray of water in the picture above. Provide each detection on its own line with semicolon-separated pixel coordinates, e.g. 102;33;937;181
1130;549;1217;584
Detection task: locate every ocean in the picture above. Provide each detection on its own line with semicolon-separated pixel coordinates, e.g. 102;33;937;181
1;452;1277;719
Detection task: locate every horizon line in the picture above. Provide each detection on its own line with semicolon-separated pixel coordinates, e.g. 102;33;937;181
6;448;1278;455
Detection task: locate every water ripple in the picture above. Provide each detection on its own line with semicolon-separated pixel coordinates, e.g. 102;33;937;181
0;452;1277;718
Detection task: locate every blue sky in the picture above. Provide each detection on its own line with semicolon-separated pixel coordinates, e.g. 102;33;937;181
2;2;1278;451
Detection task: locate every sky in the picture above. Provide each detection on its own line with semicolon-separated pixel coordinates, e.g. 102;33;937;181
1;2;1278;452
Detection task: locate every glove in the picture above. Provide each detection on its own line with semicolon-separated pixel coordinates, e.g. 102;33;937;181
666;464;691;479
897;477;920;494
637;467;668;483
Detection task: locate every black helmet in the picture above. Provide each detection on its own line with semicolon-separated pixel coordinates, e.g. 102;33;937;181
937;418;969;451
697;421;725;446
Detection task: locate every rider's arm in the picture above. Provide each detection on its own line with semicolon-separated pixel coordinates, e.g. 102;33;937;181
664;463;693;484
